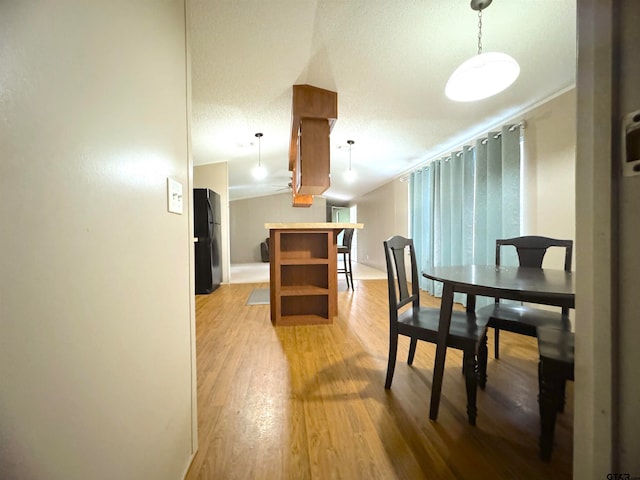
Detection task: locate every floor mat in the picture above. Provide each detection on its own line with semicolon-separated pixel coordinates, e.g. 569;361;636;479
246;288;270;305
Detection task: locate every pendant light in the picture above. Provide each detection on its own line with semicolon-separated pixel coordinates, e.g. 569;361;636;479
252;132;267;180
445;0;520;102
343;140;356;183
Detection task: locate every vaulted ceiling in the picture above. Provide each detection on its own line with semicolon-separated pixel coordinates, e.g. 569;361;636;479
189;0;576;202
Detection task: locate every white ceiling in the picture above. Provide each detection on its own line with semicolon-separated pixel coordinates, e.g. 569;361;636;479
189;0;576;202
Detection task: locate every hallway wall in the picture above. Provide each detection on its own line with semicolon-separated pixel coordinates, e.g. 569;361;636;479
0;2;195;479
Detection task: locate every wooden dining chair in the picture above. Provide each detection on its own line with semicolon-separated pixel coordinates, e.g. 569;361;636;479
536;325;575;461
477;236;573;359
383;236;489;425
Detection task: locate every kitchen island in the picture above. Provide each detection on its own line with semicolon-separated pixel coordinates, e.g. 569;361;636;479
265;222;364;326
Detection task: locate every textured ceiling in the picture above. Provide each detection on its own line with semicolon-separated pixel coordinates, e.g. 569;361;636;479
189;0;576;202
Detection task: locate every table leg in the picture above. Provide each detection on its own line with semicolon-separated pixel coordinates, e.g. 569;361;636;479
466;293;488;389
463;350;478;425
429;282;454;421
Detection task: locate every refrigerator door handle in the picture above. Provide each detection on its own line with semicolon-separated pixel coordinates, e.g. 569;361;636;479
206;197;214;237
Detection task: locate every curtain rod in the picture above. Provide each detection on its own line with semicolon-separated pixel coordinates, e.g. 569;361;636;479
398;84;576;181
414;121;526;165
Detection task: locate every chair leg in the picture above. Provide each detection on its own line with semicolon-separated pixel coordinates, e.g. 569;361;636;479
407;337;417;365
385;334;399;389
347;251;354;289
494;327;500;359
538;359;563;461
463;350;478;426
341;252;350;289
478;334;488;390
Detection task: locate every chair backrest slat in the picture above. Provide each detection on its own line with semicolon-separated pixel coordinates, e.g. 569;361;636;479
383;236;419;314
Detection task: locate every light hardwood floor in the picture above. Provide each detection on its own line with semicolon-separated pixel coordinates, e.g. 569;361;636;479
186;280;572;480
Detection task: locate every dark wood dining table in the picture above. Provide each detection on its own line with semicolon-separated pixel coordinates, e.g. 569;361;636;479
421;265;575;421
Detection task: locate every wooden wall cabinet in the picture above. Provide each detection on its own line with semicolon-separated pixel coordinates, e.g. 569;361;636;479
291;156;314;207
294;118;330;195
289;85;337;204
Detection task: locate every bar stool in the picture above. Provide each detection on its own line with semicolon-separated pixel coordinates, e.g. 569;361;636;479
337;228;354;289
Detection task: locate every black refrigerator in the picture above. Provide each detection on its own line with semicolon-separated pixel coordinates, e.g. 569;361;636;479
194;188;222;294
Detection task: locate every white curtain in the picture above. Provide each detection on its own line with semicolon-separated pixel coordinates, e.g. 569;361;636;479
410;125;521;304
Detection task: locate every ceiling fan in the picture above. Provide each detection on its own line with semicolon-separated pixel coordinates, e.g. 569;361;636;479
272;181;293;192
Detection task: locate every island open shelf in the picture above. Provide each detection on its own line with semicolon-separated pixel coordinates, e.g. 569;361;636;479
266;222;363;326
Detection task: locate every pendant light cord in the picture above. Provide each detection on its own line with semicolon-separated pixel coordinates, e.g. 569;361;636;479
255;132;263;167
477;9;483;55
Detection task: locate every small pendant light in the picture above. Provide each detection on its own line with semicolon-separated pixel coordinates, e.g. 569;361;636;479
343;140;356;183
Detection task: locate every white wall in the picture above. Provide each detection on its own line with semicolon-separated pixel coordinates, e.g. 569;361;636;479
356;179;409;271
194;162;231;283
0;2;195;479
522;89;577;269
615;1;640;470
230;193;327;263
574;1;616;476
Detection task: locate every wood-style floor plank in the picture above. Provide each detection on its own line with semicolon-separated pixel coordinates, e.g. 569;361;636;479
186;280;572;480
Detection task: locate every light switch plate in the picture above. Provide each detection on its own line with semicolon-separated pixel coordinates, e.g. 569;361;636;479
167;177;183;214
